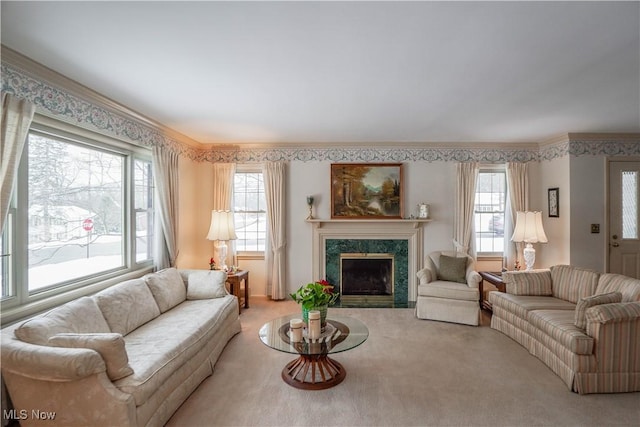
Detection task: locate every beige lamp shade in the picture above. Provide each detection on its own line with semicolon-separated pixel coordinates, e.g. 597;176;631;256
511;211;548;243
206;210;237;241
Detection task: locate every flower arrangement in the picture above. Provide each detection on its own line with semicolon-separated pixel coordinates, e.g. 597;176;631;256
290;280;339;309
209;258;217;270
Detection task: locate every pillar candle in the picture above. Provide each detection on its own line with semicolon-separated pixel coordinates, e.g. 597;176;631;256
289;318;303;342
308;310;321;340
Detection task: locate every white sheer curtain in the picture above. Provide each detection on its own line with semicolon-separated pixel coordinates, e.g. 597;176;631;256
262;162;287;300
152;145;180;269
212;163;236;266
454;162;479;257
506;162;529;270
1;93;35;231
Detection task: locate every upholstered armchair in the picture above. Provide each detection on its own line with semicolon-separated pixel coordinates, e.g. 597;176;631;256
415;251;482;326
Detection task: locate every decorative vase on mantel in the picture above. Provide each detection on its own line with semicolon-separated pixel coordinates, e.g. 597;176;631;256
302;304;328;330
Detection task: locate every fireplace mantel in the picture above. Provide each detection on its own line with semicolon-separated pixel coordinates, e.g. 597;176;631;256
308;219;428;302
306;218;431;227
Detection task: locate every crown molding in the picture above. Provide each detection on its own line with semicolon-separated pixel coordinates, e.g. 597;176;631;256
568;132;640;142
199;140;541;151
540;133;570;147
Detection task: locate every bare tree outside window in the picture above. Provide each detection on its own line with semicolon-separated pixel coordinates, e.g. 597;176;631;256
1;212;13;298
134;159;154;262
28;134;124;291
233;172;266;252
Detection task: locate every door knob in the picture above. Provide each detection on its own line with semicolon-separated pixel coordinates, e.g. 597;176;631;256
612;242;620;247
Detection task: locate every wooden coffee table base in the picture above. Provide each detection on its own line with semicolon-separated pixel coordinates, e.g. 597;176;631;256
282;354;346;390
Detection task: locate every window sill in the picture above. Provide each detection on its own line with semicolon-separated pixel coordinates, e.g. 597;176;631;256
477;255;504;261
237;252;265;261
1;267;153;326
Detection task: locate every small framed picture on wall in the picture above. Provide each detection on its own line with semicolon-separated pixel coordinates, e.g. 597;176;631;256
548;188;559;217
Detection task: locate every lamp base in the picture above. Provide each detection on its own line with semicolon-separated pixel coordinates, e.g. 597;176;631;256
523;243;536;271
215;241;228;270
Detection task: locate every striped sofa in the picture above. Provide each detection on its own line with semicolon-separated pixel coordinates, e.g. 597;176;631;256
490;265;640;394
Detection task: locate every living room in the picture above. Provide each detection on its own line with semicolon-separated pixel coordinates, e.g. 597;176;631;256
1;1;639;426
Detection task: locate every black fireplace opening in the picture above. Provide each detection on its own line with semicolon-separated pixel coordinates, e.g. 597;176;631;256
340;255;393;296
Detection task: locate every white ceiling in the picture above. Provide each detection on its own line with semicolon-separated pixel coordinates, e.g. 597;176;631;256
2;1;639;146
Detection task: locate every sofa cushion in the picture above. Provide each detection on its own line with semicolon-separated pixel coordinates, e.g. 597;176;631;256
418;280;478;301
528;310;594;355
115;295;237;405
14;297;111;345
437;255;467;283
144;268;187;312
48;333;134;380
489;292;576;320
596;273;640;302
94;279;161;336
574;292;622;329
504;270;552;296
187;270;228;300
550;265;600;303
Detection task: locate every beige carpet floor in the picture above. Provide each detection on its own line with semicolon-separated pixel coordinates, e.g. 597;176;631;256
166;297;639;427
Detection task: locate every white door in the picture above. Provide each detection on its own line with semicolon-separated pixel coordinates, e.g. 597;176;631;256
608;160;640;278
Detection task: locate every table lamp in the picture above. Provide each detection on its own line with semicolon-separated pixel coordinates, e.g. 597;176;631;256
511;211;548;271
206;210;237;270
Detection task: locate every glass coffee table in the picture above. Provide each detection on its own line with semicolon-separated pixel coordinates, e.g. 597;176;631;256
259;314;368;390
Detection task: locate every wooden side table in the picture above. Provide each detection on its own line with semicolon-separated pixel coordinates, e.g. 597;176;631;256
226;270;249;314
479;271;506;311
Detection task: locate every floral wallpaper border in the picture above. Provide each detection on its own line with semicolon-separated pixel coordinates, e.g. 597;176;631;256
3;62;639;163
196;145;542;163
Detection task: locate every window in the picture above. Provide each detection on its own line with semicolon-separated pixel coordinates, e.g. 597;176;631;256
2;122;153;308
622;171;638;239
475;170;506;255
1;211;14;299
134;159;154;262
27;133;125;291
233;171;266;252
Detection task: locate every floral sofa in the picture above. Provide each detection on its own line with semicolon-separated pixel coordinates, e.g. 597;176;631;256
1;268;241;426
490;265;640;394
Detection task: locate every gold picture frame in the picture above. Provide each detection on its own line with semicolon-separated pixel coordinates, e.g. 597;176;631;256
331;163;404;219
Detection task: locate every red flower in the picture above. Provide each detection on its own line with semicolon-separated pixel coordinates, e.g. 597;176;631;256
316;279;335;294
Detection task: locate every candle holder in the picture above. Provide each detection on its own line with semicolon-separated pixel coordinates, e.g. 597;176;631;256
306;196;314;220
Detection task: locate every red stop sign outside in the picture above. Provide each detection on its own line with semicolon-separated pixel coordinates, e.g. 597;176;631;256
82;218;94;232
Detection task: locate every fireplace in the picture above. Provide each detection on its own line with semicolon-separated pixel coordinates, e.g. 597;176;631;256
340;253;394;305
310;219;426;306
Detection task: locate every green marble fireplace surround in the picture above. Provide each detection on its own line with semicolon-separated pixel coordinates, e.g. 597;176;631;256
325;239;409;306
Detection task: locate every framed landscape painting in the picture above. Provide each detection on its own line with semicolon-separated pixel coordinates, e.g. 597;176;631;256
331;163;404;219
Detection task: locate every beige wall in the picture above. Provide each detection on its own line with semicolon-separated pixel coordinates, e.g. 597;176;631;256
175;159;549;300
176;157;215;270
176;158;269;295
174;150;635;296
537;154;571;268
569;155;607;271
